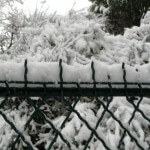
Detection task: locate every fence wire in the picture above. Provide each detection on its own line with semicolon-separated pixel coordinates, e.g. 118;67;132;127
0;59;149;150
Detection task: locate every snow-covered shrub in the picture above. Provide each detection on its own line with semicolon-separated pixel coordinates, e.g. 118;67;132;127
0;10;147;66
124;11;150;41
141;11;150;25
7;10;110;65
124;25;150;41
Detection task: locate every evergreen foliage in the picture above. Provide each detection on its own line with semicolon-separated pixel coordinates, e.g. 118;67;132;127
89;0;150;34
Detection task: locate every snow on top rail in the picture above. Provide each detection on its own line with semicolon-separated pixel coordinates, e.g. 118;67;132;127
0;59;149;83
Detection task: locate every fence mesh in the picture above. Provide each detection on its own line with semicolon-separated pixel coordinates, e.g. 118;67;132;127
0;59;149;150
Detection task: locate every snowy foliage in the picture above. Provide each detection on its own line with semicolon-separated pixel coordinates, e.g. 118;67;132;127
0;10;150;150
8;10;107;65
1;10;150;66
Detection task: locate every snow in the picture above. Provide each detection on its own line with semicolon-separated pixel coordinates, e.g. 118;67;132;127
28;62;59;82
0;9;150;150
0;59;150;84
0;62;24;81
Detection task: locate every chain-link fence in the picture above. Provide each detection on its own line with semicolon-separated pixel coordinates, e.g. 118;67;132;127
0;59;149;150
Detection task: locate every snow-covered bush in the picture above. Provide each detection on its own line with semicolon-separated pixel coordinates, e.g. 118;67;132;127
0;10;147;66
141;11;150;25
9;10;109;65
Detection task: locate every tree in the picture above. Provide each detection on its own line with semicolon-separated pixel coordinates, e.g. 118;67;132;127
0;0;49;53
0;0;24;52
89;0;150;34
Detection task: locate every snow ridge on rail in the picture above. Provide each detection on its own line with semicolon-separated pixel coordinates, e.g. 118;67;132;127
0;59;149;83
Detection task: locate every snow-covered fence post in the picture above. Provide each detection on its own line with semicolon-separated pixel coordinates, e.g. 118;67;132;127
83;61;113;150
59;59;63;101
24;59;28;94
5;81;10;97
46;59;72;150
84;61;115;150
122;63;150;122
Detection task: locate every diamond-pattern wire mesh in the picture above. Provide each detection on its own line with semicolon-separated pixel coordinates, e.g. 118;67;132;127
0;59;149;150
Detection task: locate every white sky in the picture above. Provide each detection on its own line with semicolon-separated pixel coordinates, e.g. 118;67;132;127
22;0;91;15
